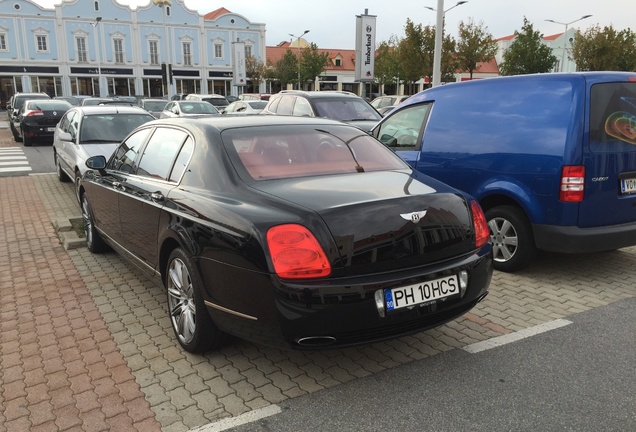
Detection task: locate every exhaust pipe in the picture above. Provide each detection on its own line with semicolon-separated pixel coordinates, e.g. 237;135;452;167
296;336;337;347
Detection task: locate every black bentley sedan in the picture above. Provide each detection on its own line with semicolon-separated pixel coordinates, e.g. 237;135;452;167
79;116;492;353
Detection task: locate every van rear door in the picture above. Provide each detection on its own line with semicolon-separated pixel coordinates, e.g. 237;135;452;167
579;79;636;228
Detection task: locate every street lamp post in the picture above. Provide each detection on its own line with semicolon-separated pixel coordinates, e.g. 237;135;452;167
91;17;103;96
153;0;173;97
289;30;309;90
545;15;592;72
426;1;468;87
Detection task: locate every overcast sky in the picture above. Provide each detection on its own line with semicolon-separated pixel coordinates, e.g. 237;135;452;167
32;0;635;49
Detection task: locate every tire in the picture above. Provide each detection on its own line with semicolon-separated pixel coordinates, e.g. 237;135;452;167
55;153;71;182
165;248;228;353
74;171;82;203
11;123;22;142
22;128;32;146
81;193;109;253
485;205;536;272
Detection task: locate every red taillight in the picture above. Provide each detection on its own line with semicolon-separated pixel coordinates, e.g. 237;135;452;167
26;110;44;116
560;165;585;202
471;200;490;248
267;224;332;279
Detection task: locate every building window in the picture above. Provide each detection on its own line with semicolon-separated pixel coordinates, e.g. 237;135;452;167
94;1;99;11
335;58;342;67
114;38;124;64
76;36;87;62
149;40;159;65
245;45;252;58
166;6;171;16
36;35;48;52
182;42;192;66
0;34;6;51
214;43;223;59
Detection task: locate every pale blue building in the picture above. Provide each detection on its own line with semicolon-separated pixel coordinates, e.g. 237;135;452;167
0;0;266;105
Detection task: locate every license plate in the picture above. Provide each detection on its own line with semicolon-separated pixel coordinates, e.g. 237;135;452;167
47;127;55;132
385;275;459;311
621;178;636;194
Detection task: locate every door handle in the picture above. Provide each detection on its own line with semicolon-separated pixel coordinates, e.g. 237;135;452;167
151;192;164;202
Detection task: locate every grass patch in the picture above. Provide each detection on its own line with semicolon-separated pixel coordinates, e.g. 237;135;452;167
70;218;85;238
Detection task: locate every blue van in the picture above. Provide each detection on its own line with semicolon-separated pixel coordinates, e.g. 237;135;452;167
373;72;636;271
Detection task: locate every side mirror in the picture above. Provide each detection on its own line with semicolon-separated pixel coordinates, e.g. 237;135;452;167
58;131;73;142
85;155;107;171
380;134;398;147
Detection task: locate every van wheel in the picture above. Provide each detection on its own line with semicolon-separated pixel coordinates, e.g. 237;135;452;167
165;248;228;353
485;205;536;272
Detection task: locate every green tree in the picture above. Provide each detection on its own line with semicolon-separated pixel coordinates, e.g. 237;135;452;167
300;43;330;90
441;32;459;83
398;19;428;91
499;17;557;76
571;25;636;71
374;35;404;87
272;49;298;88
455;18;498;79
245;55;267;92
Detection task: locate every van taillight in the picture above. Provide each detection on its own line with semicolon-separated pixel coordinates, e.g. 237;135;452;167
560;165;585;202
470;200;490;248
267;224;331;279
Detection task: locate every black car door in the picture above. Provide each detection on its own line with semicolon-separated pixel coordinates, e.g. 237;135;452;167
118;126;192;269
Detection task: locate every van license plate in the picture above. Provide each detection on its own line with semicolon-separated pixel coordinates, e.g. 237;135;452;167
385;275;459;311
621;178;636;194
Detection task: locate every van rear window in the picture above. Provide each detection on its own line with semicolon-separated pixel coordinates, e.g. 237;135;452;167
590;82;636;152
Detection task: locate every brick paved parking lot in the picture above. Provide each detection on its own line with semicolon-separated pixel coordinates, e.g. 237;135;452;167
1;126;634;431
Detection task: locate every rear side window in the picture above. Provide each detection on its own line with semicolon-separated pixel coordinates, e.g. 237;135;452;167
376;103;431;150
136;128;188;180
590;82;636;153
276;95;295;115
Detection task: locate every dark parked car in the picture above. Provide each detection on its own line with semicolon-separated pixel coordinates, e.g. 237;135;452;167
15;99;72;146
79;116;492;353
261;90;383;132
7;92;51;140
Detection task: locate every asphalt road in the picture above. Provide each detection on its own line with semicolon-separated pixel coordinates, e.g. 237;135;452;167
226;297;636;432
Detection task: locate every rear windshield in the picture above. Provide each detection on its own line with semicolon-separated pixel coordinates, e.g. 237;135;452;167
204;98;229;106
80;113;154;143
223;124;408;181
590;82;636;153
26;101;71;110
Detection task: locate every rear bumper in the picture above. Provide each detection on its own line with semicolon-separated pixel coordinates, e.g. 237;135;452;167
533;222;636;253
203;247;492;349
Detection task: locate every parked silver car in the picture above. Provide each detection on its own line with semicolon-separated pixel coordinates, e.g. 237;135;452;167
53;105;154;200
159;100;220;118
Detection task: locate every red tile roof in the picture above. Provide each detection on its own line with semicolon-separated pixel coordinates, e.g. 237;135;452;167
543;32;564;41
204;7;232;20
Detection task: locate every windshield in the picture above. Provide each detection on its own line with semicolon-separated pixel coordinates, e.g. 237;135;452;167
79;113;153;144
313;98;382;122
223;124;408;181
143;101;168;111
181;102;219;114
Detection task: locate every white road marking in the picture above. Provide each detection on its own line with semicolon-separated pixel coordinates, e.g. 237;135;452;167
188;405;282;432
0;148;31;173
462;318;573;354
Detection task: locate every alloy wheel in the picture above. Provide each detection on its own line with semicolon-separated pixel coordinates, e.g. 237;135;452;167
488;216;518;263
167;258;196;345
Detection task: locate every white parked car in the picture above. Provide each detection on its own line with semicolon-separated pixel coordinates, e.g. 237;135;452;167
53;105;154;200
222;100;267;115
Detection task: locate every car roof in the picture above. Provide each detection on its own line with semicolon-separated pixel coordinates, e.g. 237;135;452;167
146;113;350;133
277;90;361;99
71;105;153;115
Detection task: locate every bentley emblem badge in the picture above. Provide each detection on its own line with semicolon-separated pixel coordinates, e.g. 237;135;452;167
400;210;427;224
53;111;57;115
